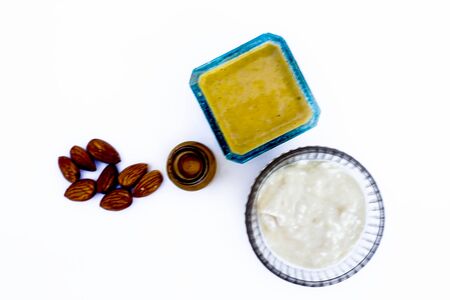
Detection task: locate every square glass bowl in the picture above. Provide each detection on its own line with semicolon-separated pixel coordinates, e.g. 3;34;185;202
190;33;320;163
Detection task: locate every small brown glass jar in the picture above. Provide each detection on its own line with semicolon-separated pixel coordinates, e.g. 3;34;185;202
167;141;216;191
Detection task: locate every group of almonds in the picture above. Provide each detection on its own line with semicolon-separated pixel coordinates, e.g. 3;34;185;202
58;138;163;211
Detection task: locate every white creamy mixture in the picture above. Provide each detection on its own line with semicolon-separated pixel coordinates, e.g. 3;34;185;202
257;160;366;269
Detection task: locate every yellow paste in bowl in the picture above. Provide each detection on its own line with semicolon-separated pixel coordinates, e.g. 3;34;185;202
198;42;312;155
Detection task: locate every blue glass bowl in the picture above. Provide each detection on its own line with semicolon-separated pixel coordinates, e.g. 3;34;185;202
190;33;320;163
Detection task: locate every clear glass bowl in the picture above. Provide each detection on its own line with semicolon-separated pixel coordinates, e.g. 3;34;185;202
245;146;385;286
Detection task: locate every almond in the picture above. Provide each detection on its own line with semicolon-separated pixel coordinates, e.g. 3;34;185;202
118;163;148;188
58;156;80;183
97;164;118;194
70;145;96;171
133;170;163;197
100;189;132;211
64;179;96;201
86;139;121;164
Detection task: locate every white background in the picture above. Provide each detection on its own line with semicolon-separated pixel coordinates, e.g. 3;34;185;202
1;0;449;299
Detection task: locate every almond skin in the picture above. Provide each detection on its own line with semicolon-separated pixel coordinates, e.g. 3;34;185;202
100;189;132;211
97;164;118;194
118;163;148;188
70;145;96;171
64;179;96;201
133;170;163;197
58;156;80;183
86;139;121;164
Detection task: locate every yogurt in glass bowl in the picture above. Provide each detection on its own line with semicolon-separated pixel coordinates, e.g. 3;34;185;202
245;146;384;286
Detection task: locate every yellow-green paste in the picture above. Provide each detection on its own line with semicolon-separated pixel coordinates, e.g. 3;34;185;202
198;42;312;155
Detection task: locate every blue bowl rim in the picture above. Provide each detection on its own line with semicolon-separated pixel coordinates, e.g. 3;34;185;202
190;33;320;163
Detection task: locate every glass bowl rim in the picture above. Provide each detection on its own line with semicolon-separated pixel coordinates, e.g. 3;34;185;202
245;146;385;286
190;33;320;163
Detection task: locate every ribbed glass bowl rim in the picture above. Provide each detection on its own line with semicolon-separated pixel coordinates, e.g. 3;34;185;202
245;146;385;287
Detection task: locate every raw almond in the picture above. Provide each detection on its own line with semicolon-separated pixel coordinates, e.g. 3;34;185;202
64;179;96;201
97;164;118;194
133;170;163;197
86;139;121;164
70;145;96;171
100;189;132;211
58;156;80;183
118;163;148;188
